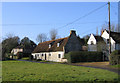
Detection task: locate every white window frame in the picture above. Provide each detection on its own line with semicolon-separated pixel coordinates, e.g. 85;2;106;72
57;43;60;47
49;44;51;48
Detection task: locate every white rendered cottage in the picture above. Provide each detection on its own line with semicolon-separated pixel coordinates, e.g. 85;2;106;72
101;30;120;52
11;46;23;55
32;30;83;62
87;34;106;52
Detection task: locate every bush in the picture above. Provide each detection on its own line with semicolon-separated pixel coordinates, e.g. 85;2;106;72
110;50;120;65
22;53;31;57
64;51;103;63
29;54;33;60
111;50;120;55
17;52;23;59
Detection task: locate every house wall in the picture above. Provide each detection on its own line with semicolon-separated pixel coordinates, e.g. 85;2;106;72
32;51;67;62
88;45;97;51
87;34;97;51
64;32;82;53
115;44;120;50
87;34;96;45
101;30;116;52
11;48;23;55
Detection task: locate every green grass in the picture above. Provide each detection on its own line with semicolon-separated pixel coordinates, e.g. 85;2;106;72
21;57;29;60
110;64;120;68
2;60;119;82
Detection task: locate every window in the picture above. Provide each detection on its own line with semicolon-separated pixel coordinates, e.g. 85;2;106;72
49;44;51;48
49;54;51;56
107;39;109;44
57;43;60;47
91;41;94;45
58;54;61;58
37;54;39;57
35;54;37;59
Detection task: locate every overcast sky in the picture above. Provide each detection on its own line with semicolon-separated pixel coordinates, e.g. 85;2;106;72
2;2;118;44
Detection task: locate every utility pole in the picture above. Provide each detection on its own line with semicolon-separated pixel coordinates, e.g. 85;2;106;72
108;2;111;54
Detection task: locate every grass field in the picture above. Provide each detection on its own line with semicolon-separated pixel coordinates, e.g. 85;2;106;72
110;64;120;68
2;60;119;82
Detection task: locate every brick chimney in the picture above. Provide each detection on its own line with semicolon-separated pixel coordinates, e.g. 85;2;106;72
101;28;104;36
70;30;76;35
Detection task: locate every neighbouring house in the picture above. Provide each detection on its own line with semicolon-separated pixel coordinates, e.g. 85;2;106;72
32;30;83;62
11;40;36;56
11;46;24;55
87;34;106;52
101;29;120;52
87;34;108;60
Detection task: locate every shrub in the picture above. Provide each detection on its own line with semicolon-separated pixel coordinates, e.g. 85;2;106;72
110;50;120;65
17;52;23;59
64;51;103;63
22;53;31;57
29;54;33;60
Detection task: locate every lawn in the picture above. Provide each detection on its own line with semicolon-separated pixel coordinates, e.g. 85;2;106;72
110;64;120;68
2;60;119;82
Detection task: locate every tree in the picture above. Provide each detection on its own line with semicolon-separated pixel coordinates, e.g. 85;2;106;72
101;23;118;32
20;37;36;49
96;27;98;36
2;34;20;60
83;34;90;45
36;33;47;43
97;41;108;52
49;28;58;40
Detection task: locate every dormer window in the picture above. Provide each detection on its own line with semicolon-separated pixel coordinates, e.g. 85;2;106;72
57;43;60;47
49;44;51;48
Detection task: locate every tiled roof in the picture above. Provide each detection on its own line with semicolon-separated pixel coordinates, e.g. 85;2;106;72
105;30;120;44
110;32;120;44
32;37;69;53
94;36;104;42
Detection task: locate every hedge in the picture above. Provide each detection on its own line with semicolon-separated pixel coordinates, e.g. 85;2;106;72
17;52;23;59
64;51;103;63
110;50;120;65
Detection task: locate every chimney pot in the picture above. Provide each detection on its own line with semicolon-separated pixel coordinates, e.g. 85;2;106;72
70;30;76;35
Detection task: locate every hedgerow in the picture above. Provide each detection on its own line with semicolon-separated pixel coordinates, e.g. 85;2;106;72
64;51;103;63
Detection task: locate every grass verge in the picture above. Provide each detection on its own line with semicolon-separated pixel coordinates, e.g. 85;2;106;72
2;60;119;82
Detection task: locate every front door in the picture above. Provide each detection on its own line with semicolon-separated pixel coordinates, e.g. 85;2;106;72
45;54;46;60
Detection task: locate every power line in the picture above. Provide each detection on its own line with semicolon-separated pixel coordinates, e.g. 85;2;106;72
2;21;118;26
57;3;108;30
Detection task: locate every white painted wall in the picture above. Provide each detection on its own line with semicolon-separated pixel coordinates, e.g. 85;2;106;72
32;51;67;62
88;45;97;51
87;34;96;45
87;34;97;51
101;30;116;52
11;48;23;55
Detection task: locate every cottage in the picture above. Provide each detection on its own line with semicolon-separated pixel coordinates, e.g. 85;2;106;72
11;40;36;55
87;34;106;52
32;30;83;62
101;29;120;52
11;46;23;55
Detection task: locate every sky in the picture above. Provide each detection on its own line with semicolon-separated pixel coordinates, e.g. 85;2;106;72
2;2;118;44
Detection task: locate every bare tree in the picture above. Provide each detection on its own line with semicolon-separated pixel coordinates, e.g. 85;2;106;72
102;23;118;32
49;29;58;40
36;33;47;43
5;33;15;39
96;27;98;36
